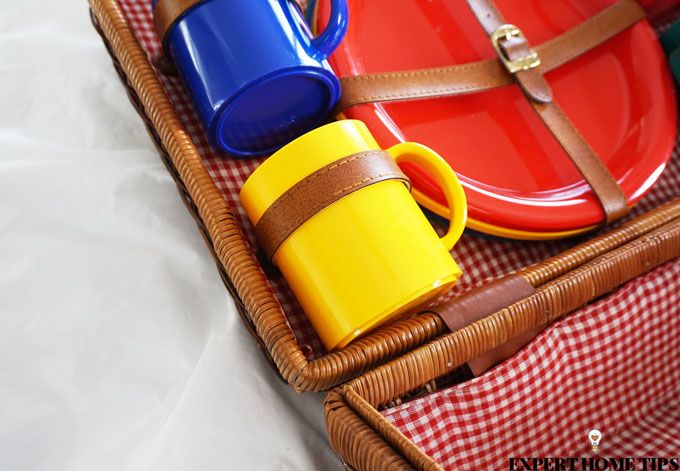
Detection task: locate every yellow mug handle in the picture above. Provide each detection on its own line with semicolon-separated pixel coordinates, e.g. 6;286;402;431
387;142;468;250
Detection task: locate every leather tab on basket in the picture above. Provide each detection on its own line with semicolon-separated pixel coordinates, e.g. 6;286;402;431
153;0;203;48
466;325;545;377
255;150;410;263
429;274;539;376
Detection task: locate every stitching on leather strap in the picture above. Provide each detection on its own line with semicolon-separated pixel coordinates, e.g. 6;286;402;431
346;83;506;106
342;60;499;81
255;150;411;263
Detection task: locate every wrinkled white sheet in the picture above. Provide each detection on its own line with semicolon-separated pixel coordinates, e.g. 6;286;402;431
0;3;340;469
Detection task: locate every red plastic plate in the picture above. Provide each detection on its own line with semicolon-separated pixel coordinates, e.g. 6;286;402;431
316;0;677;233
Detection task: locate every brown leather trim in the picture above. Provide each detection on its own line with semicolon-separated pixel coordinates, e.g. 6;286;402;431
432;274;537;331
153;0;203;49
427;274;539;376
337;0;645;110
531;101;630;223
467;326;545;376
153;0;308;52
501;35;553;103
254;150;410;263
339;60;509;111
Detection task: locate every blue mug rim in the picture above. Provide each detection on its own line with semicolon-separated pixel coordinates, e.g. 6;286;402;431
212;66;341;157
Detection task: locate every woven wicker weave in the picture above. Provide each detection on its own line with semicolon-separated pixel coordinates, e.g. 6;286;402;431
90;0;680;393
325;209;680;470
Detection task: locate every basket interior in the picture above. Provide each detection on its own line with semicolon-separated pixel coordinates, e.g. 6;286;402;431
381;259;680;468
117;0;680;360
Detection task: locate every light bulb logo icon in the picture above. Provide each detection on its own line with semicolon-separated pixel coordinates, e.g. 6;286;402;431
589;429;602;452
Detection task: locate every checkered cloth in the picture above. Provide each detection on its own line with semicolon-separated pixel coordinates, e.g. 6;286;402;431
383;259;680;467
116;0;680;360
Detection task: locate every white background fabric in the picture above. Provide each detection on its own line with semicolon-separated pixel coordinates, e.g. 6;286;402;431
0;2;340;469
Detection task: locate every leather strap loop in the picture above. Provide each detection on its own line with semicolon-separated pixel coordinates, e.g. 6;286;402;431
432;274;537;332
153;0;310;53
254;150;410;263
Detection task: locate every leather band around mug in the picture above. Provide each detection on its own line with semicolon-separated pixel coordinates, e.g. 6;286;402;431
339;0;643;225
254;150;411;263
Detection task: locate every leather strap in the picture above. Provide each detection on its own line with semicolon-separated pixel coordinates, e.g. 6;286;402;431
153;0;203;49
428;274;541;376
340;0;638;225
466;0;630;224
254;150;410;263
338;0;645;110
467;326;545;377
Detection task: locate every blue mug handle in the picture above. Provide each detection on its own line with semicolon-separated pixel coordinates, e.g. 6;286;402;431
286;0;348;61
310;0;348;59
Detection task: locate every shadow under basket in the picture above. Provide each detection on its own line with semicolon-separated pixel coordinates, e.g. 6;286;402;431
90;0;680;394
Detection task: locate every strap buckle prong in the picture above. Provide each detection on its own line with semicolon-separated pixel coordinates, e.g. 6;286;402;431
491;24;541;73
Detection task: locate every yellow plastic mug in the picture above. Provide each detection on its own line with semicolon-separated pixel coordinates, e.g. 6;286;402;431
240;120;467;351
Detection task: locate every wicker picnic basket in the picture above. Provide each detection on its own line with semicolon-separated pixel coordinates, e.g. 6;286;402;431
89;0;680;403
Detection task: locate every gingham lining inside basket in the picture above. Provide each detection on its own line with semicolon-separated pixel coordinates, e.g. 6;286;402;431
117;0;680;359
382;259;680;467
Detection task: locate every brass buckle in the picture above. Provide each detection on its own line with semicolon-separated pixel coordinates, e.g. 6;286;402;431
490;24;541;74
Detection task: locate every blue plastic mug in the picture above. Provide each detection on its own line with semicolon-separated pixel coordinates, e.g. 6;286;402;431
154;0;348;157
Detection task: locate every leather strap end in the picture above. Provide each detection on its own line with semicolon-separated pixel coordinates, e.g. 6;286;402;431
467;0;631;226
428;274;539;376
467;325;545;376
500;35;553;103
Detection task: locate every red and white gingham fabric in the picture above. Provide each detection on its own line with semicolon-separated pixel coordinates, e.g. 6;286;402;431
115;0;680;361
383;259;680;467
